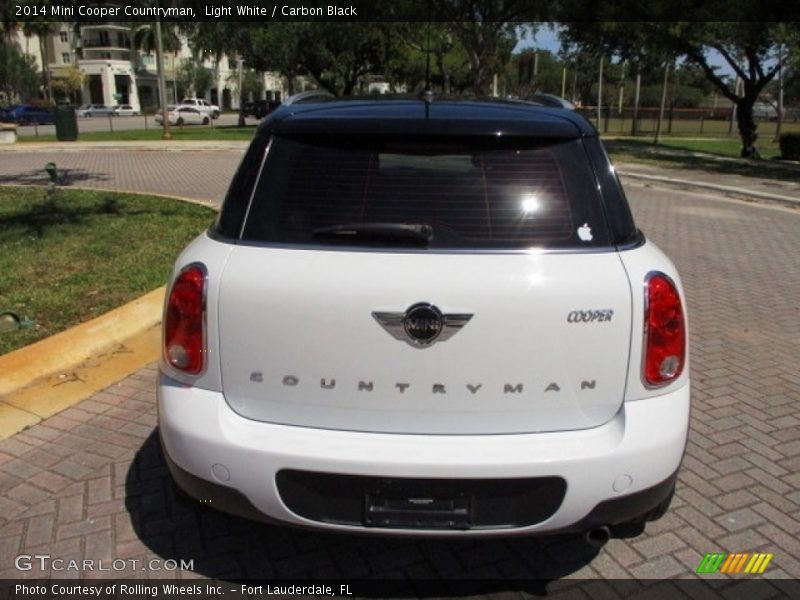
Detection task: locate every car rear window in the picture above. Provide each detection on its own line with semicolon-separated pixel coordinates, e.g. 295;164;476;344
235;135;610;250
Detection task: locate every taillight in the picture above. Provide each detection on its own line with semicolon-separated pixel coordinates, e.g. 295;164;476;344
164;264;206;375
643;273;686;387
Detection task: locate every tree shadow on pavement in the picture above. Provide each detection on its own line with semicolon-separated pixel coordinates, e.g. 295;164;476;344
126;431;601;594
0;167;111;186
605;139;800;183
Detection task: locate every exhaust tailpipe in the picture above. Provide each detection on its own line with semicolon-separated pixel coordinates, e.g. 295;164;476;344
585;526;611;548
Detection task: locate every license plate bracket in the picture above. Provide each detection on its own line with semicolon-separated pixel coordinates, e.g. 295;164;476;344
364;483;472;530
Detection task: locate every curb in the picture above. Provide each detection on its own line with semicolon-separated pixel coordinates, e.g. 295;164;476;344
617;170;800;208
0;288;164;438
1;140;249;153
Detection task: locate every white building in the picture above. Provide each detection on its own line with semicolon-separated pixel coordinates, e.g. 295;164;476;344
10;24;285;111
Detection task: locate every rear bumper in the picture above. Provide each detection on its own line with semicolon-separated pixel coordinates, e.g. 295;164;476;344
158;373;689;536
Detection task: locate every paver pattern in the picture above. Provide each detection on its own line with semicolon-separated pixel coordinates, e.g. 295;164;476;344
0;146;244;204
1;148;799;593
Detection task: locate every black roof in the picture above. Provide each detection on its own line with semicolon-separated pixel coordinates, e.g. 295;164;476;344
257;98;596;139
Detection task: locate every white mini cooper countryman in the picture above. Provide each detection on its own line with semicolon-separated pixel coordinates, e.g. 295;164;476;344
158;97;689;541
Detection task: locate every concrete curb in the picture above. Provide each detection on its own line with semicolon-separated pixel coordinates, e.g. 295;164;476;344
0;288;164;438
618;170;800;207
0;287;163;396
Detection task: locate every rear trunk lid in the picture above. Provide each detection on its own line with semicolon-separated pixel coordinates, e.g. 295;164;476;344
217;248;631;434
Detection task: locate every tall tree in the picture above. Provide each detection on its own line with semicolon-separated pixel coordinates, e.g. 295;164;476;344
0;43;40;105
431;1;539;95
296;23;401;96
558;2;800;158
21;21;56;100
232;23;305;96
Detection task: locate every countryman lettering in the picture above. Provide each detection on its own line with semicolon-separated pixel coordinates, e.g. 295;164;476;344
273;374;599;395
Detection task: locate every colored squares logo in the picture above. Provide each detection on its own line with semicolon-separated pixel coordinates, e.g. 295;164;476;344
696;552;773;574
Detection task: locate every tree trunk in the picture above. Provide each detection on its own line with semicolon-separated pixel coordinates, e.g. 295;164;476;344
736;98;761;159
435;51;450;95
38;36;52;101
285;73;296;96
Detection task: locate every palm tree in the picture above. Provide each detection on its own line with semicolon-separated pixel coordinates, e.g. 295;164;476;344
133;22;181;55
22;21;57;100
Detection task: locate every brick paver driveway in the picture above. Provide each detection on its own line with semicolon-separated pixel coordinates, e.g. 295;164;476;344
1;148;799;593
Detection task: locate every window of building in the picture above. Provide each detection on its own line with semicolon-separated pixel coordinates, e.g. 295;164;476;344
142;55;155;66
60;31;68;43
62;53;70;64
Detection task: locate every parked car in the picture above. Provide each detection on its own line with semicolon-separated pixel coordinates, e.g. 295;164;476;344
752;102;779;120
3;104;54;125
159;97;689;540
77;104;114;117
179;97;220;119
154;105;210;126
112;104;140;117
529;93;575;110
242;99;281;119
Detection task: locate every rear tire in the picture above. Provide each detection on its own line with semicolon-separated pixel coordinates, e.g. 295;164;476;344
202;117;209;125
177;117;184;126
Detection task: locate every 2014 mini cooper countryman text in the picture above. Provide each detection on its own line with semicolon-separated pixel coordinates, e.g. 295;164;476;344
158;95;689;539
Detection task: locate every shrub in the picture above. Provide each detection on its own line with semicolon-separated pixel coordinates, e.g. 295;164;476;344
778;133;800;160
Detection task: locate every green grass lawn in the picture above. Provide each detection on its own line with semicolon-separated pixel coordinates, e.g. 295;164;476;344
0;186;216;355
615;136;784;160
18;124;257;143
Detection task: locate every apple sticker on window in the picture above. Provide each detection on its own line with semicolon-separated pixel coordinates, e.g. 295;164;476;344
577;223;593;242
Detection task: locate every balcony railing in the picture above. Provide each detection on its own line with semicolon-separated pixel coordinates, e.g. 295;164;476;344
82;39;129;49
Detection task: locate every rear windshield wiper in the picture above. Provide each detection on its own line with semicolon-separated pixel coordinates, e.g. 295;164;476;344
312;223;433;246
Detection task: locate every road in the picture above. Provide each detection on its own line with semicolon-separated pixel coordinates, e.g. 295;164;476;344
0;147;799;593
15;113;252;138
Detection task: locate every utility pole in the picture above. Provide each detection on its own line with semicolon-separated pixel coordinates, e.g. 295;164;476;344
655;60;670;144
237;58;245;127
597;55;604;129
631;65;641;136
155;18;171;140
561;65;566;98
775;43;784;141
729;77;740;136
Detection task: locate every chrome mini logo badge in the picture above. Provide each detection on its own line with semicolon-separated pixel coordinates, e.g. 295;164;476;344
373;303;472;348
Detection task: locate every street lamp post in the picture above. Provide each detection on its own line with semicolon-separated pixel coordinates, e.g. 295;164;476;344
238;58;245;127
155;18;172;140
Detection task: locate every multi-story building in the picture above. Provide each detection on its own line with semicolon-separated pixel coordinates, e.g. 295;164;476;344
9;23;285;112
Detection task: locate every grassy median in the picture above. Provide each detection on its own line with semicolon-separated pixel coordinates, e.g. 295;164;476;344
18;124;257;143
0;186;216;355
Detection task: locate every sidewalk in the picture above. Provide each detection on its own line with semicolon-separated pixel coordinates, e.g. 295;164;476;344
617;162;800;207
1;140;796;208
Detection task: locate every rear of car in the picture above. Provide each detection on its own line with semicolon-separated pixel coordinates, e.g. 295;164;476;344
112;104;139;117
77;104;114;117
155;105;208;126
158;99;689;537
180;97;220;119
243;99;281;119
8;105;53;125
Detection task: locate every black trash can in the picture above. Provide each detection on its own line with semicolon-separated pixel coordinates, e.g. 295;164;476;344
53;104;78;141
